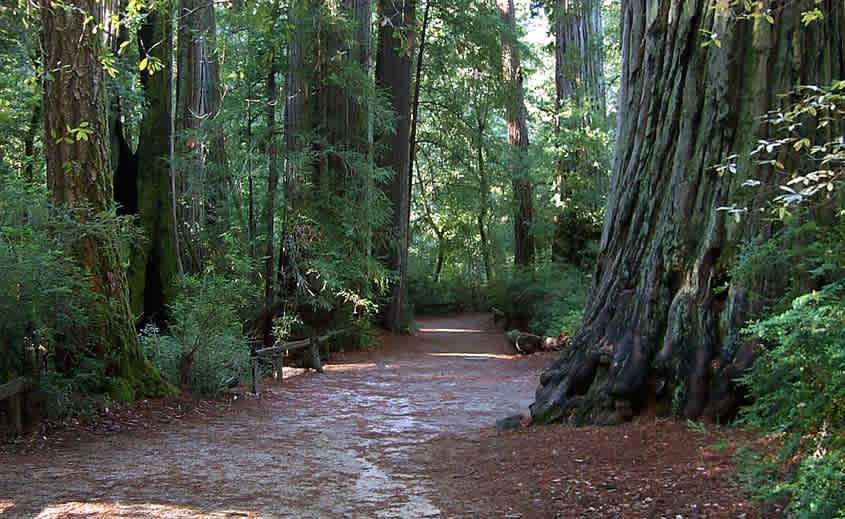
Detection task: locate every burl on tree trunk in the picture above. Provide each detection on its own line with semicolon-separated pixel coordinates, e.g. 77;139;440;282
532;0;844;425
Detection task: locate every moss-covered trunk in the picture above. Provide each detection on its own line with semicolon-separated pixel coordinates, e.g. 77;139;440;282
128;5;179;326
532;0;844;425
41;0;169;397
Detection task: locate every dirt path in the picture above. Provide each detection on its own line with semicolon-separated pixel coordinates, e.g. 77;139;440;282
0;314;769;519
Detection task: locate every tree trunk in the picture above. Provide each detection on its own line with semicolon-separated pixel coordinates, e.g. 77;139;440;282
532;0;844;425
476;118;494;282
40;0;169;397
129;5;179;326
551;0;605;263
262;53;280;348
376;0;414;331
409;0;430;224
23;98;41;183
554;0;605;119
175;0;226;273
277;1;309;307
498;0;534;266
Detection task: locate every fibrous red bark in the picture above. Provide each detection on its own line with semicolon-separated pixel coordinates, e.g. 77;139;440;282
532;0;844;425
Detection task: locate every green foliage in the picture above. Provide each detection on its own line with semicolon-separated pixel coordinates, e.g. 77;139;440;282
736;286;845;519
407;256;491;314
140;274;251;394
0;174;154;416
721;78;845;518
491;262;591;337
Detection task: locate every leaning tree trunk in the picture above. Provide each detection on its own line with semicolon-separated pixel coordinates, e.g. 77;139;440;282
498;0;534;266
41;0;169;397
376;0;414;331
532;0;844;425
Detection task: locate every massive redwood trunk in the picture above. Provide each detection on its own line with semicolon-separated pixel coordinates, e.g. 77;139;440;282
498;0;534;266
532;1;844;425
41;0;169;396
376;0;414;331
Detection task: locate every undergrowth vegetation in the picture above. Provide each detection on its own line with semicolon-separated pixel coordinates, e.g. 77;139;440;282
407;258;592;340
727;81;845;518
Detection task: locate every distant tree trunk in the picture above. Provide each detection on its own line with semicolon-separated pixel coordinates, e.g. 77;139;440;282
41;0;168;396
554;0;604;120
261;49;280;348
278;1;309;306
476;115;494;282
551;0;605;263
175;0;226;272
127;5;179;326
498;0;534;266
409;0;430;217
532;0;845;425
376;0;414;331
23;99;40;183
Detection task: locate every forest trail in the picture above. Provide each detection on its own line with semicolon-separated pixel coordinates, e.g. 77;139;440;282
1;313;767;519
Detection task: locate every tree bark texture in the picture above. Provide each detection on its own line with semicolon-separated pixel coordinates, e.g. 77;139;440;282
128;6;179;326
315;0;372;186
551;0;605;263
41;0;168;396
554;0;605;118
532;0;844;425
376;0;414;331
175;0;226;272
498;0;534;266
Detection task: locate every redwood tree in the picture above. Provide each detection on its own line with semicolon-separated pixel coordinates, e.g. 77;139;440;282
376;0;415;331
129;4;180;324
41;0;168;396
553;0;604;118
551;0;605;263
175;0;226;272
498;0;533;266
532;1;844;424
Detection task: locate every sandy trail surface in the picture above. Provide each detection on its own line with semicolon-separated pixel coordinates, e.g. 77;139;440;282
0;313;769;518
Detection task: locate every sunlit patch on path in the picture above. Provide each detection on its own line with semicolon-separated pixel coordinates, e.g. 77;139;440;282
0;313;548;519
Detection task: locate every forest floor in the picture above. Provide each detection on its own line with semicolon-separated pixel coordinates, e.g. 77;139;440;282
0;313;775;519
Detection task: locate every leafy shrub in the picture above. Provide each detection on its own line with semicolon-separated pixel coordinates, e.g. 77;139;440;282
0;175;119;417
407;258;491;314
141;274;251;394
723;79;845;518
736;285;845;519
491;262;591;337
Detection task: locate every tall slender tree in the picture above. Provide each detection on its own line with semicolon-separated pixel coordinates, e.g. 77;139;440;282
40;0;168;396
175;0;226;272
498;0;533;266
376;0;415;331
532;0;845;425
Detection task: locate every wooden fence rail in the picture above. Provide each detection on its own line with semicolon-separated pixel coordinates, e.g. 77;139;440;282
250;329;351;393
1;377;28;436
